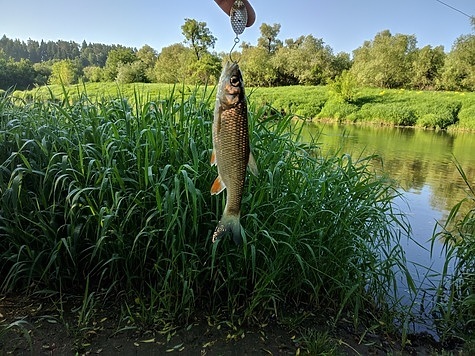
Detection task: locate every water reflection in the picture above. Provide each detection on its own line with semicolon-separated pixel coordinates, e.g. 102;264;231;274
300;122;475;333
302;123;475;219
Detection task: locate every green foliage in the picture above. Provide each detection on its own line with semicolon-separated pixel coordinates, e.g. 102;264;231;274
416;101;461;129
181;18;216;60
0;89;411;333
2;24;475;92
49;59;79;85
136;45;158;82
351;30;417;88
318;99;359;121
272;35;338;85
257;23;283;53
152;44;220;85
432;161;475;342
17;83;475;130
153;44;192;83
440;34;475;91
0;52;36;90
411;45;445;90
241;46;277;87
82;65;104;82
32;62;52;86
104;47;137;81
186;53;221;85
458;102;475;130
116;61;147;84
329;70;358;103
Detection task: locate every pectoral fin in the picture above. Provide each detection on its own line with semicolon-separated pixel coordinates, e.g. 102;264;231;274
248;152;258;177
210;175;226;195
210;149;217;166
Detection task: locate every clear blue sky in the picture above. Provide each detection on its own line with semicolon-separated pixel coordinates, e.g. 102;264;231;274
1;0;473;55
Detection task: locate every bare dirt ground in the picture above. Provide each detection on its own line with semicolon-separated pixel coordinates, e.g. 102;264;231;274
0;296;461;355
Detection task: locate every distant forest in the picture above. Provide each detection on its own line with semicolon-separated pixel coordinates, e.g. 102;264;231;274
0;18;474;91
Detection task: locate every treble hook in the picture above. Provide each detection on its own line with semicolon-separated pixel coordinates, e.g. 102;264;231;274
229;36;240;63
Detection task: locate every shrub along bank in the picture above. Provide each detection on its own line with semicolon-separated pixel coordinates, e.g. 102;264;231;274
12;83;475;131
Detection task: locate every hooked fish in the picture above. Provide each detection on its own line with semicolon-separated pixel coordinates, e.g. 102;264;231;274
211;61;258;244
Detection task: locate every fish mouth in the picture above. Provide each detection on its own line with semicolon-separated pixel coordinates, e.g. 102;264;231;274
223;61;241;77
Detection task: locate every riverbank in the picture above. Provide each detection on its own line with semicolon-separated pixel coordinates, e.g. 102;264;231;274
0;295;451;355
1;86;473;354
8;83;475;131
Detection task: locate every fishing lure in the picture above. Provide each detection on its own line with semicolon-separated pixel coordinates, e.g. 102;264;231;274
229;0;248;59
230;0;247;36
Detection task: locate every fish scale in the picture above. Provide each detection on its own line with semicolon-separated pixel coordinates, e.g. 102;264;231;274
216;101;249;215
211;61;258;244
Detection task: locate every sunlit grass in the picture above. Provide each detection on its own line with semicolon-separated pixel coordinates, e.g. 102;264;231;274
16;83;475;131
1;86;414;340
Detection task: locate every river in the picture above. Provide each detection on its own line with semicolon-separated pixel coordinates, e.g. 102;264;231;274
301;122;475;334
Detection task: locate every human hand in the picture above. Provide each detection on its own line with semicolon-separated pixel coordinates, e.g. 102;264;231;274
214;0;256;27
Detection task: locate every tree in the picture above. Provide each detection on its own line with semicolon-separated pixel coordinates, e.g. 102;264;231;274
329;70;358;103
240;46;277;86
49;59;79;85
116;61;147;84
0;50;36;90
272;35;338;85
153;43;193;83
83;65;104;82
411;45;445;89
181;18;216;60
33;62;52;86
351;30;417;88
440;34;475;91
186;52;221;84
104;47;136;81
257;23;282;54
136;45;158;82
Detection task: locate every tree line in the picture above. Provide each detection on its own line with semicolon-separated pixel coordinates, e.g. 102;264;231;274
0;17;474;91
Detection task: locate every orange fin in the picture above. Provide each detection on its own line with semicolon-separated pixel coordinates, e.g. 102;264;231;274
210;175;226;195
210;149;216;166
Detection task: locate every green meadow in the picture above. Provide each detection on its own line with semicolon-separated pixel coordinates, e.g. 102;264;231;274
1;84;474;352
12;82;475;131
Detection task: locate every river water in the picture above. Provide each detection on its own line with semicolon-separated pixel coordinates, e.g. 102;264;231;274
301;122;475;334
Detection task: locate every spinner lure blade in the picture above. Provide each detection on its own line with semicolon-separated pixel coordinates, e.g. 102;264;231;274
230;0;248;36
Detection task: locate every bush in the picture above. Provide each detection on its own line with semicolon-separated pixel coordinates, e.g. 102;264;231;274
0;89;411;331
317;98;358;121
416;101;461;129
329;70;358;103
457;104;475;130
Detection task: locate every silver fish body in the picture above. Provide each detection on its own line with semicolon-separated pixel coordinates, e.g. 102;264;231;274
211;61;258;244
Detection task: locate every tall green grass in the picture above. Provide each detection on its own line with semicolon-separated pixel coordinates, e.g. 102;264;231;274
18;83;475;131
431;160;475;344
1;86;413;335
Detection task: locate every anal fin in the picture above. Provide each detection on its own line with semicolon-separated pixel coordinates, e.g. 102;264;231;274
210;175;226;195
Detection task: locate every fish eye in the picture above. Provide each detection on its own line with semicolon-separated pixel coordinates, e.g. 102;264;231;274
230;75;240;87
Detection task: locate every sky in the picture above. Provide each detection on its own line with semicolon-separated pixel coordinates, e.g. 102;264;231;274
1;0;473;56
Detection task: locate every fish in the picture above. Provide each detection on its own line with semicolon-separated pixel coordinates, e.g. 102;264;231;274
210;61;258;244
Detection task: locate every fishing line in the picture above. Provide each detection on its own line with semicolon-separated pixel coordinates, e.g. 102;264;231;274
434;0;472;19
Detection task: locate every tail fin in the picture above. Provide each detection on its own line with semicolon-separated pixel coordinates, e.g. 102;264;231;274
212;212;242;245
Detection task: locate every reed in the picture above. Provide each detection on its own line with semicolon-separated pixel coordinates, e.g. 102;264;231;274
431;160;475;345
1;85;412;336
